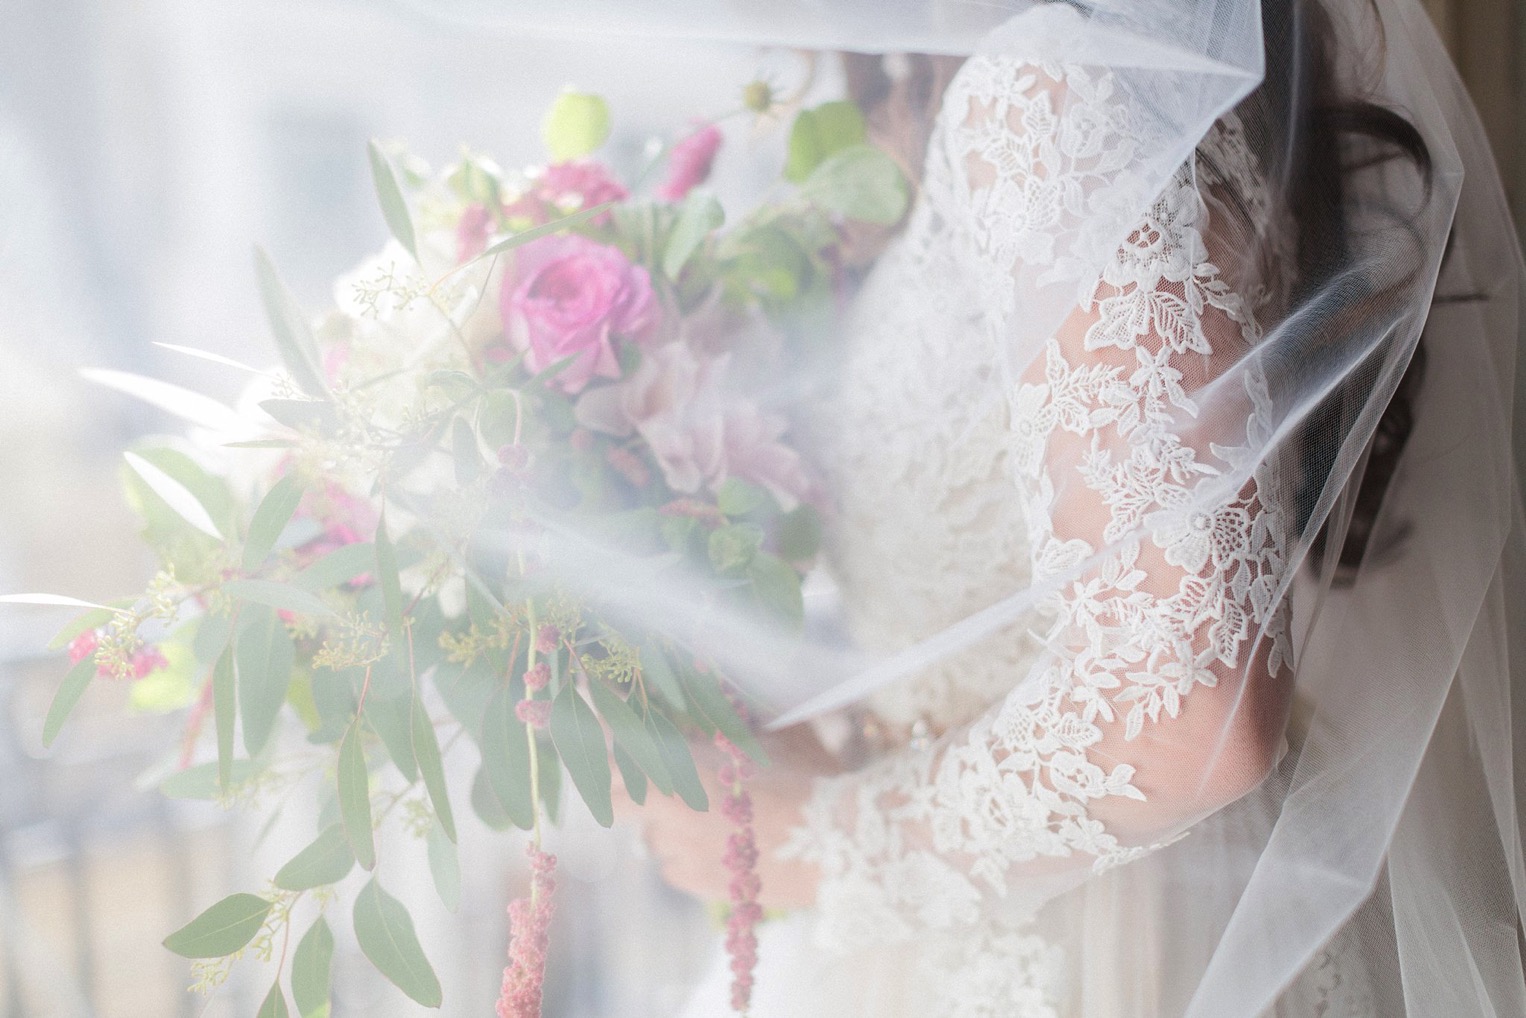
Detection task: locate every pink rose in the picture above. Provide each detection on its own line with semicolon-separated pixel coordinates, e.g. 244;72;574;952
574;341;811;509
500;235;658;394
657;124;723;202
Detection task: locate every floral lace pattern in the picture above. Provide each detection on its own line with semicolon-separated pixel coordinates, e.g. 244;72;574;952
788;50;1297;981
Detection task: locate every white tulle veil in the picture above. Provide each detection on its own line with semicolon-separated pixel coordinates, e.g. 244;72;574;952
394;0;1524;1013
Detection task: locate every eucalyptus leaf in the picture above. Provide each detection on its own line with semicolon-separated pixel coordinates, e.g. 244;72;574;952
412;696;456;842
649;710;708;811
256;981;290;1018
273;824;355;891
213;644;236;791
41;659;95;748
549;684;613;827
224;579;336;619
291;917;334;1018
162;892;272;958
374;515;404;645
681;668;768;766
193;611;233;667
243;476;304;571
365;694;418;783
293;542;376;592
480;688;534;829
338;722;376;870
353;878;443;1008
747;552;805;628
473;202;615;265
45;604;120;650
259;399;339;433
254;246;327;398
470;764;513;831
612;743;648;805
663;192;725;279
589;681;672;795
368;141;418;259
237;605;295;757
638;644;688;710
426;821;461;913
124;452;223;540
161;759;260;799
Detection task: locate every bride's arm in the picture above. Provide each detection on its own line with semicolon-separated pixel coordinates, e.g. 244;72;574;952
784;55;1298;949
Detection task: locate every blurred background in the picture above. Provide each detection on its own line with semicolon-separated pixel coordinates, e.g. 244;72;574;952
0;0;1521;1015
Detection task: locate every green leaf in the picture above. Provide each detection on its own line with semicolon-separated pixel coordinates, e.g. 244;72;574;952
162;892;272;958
682;668;768;766
426;821;461;913
291;917;334;1018
46;605;119;651
224;579;336;619
776;504;821;561
193;612;233;667
746;552;805;628
543;91;610;161
589;681;672;795
123;451;223;540
353;878;443;1008
161;759;260;799
237;605;295;757
259;399;339;433
374;514;404;645
612;743;647;805
273;824;355;891
709;523;765;576
338;722;376;870
715;477;769;517
537;733;562;822
549;684;612;827
472;202;615;265
411;697;456;842
638;644;687;710
480;689;534;830
800;144;909;225
663;192;725;279
368;141;418;259
293;542;376;591
256;980;290;1018
213;644;236;791
254;247;327;398
42;659;95;748
243;475;305;571
470;765;513;831
365;694;418;783
785;100;866;183
649;710;708;810
451;417;480;486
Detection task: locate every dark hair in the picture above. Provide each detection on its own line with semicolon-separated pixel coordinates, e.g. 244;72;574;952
843;0;1435;580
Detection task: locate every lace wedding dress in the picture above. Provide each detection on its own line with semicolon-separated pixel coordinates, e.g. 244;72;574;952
681;51;1377;1018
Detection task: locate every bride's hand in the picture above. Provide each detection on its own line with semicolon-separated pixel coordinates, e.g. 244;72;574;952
612;724;837;910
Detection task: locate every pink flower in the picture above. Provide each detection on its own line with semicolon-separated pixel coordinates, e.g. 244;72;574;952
457;203;495;264
716;733;761;1015
499;235;659;394
539;161;627;216
657;124;723;202
68;630;98;666
515;699;552;729
574;342;812;510
129;645;170;680
497;847;558;1018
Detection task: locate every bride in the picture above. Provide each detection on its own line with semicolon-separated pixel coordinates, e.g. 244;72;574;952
542;0;1526;1015
372;0;1526;1012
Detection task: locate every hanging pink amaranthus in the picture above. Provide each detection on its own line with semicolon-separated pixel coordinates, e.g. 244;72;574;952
496;845;559;1018
717;733;762;1015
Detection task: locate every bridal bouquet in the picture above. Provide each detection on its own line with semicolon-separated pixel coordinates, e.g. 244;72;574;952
14;88;906;1016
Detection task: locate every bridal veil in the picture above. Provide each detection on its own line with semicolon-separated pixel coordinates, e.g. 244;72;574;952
403;0;1525;1013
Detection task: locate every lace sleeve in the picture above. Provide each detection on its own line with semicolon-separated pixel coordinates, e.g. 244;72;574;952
785;57;1297;951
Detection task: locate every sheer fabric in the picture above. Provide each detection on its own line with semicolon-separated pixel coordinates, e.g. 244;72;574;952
417;0;1526;1013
